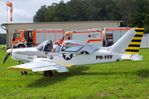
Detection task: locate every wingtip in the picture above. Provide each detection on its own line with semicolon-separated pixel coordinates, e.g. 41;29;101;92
65;64;73;67
8;66;32;71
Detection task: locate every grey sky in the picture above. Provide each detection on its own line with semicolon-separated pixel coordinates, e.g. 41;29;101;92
0;0;70;33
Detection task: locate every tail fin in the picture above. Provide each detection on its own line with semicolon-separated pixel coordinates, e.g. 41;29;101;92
110;29;136;53
124;28;144;54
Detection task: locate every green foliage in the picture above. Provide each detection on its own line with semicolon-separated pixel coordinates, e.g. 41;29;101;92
33;0;149;32
33;0;121;22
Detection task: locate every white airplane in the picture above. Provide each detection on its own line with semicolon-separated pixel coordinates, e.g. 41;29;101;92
7;29;139;77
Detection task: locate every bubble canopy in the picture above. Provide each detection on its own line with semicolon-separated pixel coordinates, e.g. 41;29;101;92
61;40;99;53
36;40;53;52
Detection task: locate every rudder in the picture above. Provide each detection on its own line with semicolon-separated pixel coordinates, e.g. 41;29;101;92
125;28;144;54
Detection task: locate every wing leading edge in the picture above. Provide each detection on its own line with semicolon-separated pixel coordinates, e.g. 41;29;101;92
8;58;69;73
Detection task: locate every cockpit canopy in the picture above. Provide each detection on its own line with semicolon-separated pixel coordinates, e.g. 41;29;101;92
61;40;99;54
37;40;53;52
37;40;99;53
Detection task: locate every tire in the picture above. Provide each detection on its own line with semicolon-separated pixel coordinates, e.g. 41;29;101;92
43;71;53;77
116;59;120;62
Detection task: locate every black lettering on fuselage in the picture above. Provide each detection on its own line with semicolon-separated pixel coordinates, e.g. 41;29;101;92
96;55;103;59
96;55;112;60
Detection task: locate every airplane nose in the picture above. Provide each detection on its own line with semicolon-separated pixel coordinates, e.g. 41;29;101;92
7;49;12;53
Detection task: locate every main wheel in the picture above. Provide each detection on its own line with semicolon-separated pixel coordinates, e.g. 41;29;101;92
116;59;120;62
43;71;53;77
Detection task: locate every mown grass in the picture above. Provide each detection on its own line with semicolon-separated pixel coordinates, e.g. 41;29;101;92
0;45;149;99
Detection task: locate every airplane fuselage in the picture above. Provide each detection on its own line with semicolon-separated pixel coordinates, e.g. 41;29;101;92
11;47;47;62
52;50;121;66
11;47;121;66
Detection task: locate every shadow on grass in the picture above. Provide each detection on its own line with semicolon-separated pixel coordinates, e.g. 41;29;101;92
27;66;90;87
27;75;67;87
27;65;132;88
27;65;149;87
136;69;149;78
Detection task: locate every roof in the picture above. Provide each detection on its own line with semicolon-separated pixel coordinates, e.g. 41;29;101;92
1;21;122;26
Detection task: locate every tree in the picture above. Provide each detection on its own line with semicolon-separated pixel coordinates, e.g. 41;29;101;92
33;5;48;22
33;0;149;32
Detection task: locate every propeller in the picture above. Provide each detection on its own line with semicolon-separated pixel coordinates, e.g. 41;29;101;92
3;48;12;64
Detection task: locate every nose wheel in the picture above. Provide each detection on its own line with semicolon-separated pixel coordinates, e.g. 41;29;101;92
21;71;28;75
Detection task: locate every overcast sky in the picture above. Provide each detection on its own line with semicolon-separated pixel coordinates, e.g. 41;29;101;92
0;0;70;33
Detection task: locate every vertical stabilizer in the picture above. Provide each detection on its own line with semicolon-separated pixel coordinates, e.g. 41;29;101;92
111;29;136;53
124;28;144;54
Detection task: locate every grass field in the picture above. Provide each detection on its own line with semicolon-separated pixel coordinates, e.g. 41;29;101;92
0;45;149;99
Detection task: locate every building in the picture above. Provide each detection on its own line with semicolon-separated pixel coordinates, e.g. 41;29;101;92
141;33;149;48
1;21;121;48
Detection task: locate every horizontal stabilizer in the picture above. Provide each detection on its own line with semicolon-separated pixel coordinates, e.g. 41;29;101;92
121;54;143;61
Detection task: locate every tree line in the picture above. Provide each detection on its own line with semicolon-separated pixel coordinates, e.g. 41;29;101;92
33;0;149;32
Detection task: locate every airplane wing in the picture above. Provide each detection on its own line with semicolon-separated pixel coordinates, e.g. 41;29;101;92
8;58;69;73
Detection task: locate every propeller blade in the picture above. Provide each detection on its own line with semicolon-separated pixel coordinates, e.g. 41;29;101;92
3;53;11;64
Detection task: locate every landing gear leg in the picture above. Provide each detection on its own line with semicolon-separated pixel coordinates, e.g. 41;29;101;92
18;61;24;64
21;71;28;75
43;71;53;77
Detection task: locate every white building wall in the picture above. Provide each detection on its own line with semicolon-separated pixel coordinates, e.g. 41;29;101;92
141;34;149;48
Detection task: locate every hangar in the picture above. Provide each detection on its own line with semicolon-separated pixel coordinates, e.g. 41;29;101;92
1;21;121;48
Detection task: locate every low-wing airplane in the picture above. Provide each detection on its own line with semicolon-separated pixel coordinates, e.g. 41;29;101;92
7;29;139;77
3;28;143;64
